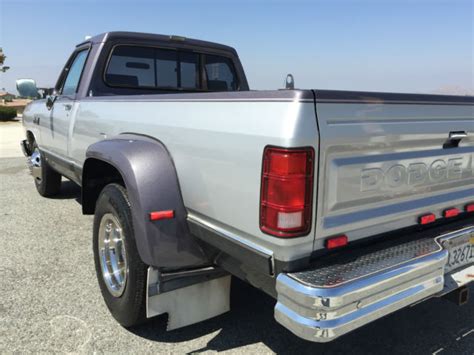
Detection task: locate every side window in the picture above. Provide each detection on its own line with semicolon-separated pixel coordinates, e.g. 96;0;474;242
106;46;201;90
204;55;238;91
61;50;89;96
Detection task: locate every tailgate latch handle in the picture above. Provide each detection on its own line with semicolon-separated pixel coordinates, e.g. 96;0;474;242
444;131;467;149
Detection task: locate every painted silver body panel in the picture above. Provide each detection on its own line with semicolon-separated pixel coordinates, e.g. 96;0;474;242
24;92;319;262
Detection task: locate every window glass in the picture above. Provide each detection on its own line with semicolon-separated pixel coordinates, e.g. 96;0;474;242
204;55;237;91
105;46;238;92
180;52;199;89
62;50;88;95
106;46;155;87
156;49;177;87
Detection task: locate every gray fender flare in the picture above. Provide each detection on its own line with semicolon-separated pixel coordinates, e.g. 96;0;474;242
84;134;209;269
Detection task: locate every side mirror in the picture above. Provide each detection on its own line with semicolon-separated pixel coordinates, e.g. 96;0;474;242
16;79;39;98
46;95;57;110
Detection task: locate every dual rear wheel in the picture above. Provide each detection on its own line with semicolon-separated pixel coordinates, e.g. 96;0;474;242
93;183;148;327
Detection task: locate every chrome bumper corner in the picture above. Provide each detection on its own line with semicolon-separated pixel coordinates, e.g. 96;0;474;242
273;230;472;342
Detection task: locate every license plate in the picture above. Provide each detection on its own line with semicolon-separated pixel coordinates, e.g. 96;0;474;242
443;234;474;273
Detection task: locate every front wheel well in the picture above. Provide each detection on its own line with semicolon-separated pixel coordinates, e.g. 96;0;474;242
82;159;124;215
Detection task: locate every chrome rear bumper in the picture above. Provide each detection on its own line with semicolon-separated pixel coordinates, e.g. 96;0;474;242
274;227;474;342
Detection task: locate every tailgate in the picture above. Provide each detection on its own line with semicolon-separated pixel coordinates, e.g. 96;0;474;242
312;90;474;249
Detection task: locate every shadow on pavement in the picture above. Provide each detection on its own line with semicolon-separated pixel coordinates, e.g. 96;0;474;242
51;180;82;204
130;278;474;354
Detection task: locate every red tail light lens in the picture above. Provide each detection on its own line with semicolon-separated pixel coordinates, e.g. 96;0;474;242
326;235;348;249
260;147;314;237
444;208;460;218
419;213;436;225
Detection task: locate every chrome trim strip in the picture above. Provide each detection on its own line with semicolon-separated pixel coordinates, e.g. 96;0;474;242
41;147;82;170
327;117;474;125
187;213;274;260
81;98;314;103
318;100;474;106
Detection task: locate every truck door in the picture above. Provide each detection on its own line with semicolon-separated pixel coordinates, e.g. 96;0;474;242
42;48;89;163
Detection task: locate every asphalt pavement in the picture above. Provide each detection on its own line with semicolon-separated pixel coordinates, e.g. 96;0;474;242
1;122;473;354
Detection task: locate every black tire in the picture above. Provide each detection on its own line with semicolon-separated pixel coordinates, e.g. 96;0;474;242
93;183;148;327
32;142;61;197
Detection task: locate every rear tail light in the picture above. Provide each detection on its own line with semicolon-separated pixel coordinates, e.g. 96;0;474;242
466;204;474;213
260;146;314;237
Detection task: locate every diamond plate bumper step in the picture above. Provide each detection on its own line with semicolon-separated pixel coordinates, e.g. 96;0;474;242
274;226;474;342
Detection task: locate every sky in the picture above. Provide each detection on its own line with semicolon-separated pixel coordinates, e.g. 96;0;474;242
0;0;472;95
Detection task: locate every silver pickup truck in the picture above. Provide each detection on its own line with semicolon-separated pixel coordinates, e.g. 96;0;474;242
19;32;474;342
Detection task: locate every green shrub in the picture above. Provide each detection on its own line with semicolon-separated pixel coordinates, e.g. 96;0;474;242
0;106;17;121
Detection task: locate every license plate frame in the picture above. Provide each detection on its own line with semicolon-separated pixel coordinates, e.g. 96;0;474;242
442;232;474;274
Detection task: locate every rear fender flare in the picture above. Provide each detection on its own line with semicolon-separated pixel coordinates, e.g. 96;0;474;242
84;134;209;269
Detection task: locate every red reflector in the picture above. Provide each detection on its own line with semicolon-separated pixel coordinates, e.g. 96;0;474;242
419;213;436;225
326;235;348;249
149;210;174;221
260;147;314;237
466;204;474;213
444;208;460;218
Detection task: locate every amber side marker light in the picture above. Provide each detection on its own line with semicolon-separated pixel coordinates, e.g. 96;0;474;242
326;235;348;250
149;210;175;221
444;208;460;218
419;213;436;225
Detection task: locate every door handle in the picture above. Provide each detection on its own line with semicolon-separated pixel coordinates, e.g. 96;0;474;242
444;131;467;149
449;131;467;141
63;103;73;111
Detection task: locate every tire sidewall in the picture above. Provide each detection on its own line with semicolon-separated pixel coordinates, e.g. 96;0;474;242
93;183;147;327
31;143;61;197
33;145;46;194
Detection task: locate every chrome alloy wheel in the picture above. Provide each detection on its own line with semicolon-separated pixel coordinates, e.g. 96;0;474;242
98;213;128;297
29;148;42;182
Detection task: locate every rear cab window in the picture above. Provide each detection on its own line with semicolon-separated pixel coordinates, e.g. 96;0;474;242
104;45;239;92
204;55;238;91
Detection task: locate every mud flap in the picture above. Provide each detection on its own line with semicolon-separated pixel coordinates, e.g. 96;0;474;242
146;267;231;330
